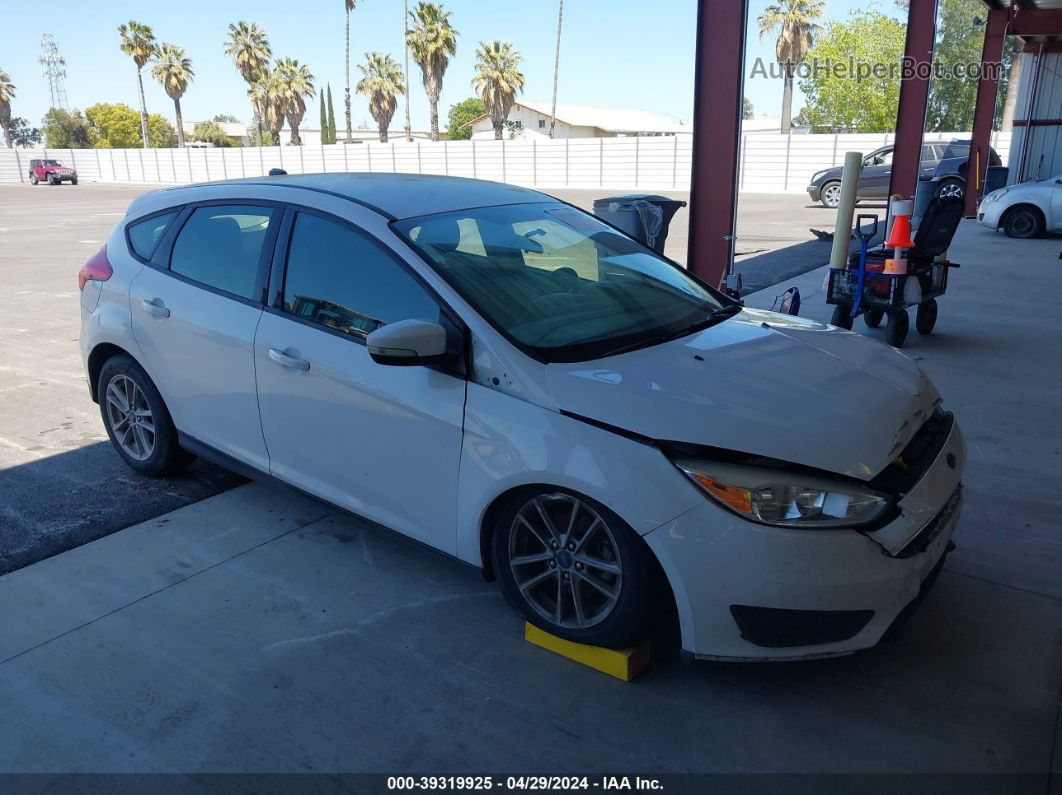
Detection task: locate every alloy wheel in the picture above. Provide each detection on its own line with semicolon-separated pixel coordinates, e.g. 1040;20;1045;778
938;181;963;199
822;183;841;208
508;494;622;630
105;374;156;461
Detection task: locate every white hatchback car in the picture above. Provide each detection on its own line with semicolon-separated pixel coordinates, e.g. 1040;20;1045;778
977;174;1062;238
79;174;964;661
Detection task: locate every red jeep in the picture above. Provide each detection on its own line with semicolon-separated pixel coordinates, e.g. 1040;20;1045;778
28;158;78;186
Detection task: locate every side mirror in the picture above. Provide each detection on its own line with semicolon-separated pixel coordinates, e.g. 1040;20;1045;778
366;319;447;366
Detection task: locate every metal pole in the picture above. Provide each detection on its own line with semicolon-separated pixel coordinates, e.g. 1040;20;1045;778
565;138;569;185
472;140;477;179
321;144;326;173
964;8;1008;216
599;138;603;186
533;138;537;185
634;137;640;187
502;139;506;183
549;0;564;139
783;133;792;191
444;141;449;175
687;0;749;287
888;0;938;200
672;135;678;188
14;149;23;182
417;141;422;174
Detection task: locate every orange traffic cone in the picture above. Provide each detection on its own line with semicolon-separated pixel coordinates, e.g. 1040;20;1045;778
886;198;916;249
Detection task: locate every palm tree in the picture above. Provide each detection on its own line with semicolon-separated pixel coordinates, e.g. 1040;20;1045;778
406;2;458;142
757;0;824;134
152;44;194;148
224;21;272;145
248;75;282;145
356;52;405;143
549;0;563;139
344;0;359;143
472;41;525;141
0;70;15;149
118;21;157;148
275;57;316;145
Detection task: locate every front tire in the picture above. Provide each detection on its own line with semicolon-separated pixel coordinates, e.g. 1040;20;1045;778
915;299;938;335
819;181;842;209
71;177;78;185
492;490;653;649
1001;206;1044;239
885;310;910;348
29;174;38;185
863;309;884;328
98;354;193;477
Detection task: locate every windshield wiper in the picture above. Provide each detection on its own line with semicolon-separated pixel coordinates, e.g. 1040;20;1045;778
599;304;743;358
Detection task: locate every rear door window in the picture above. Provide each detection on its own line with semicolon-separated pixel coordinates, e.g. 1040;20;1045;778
127;211;178;260
170;205;274;300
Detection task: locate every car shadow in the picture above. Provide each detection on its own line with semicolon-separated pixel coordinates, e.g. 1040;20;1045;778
0;441;246;576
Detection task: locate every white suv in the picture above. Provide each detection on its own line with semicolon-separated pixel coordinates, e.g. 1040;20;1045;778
79;174;964;660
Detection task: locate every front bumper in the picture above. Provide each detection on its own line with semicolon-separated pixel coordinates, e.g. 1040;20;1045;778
807;184;822;202
977;201;1004;230
645;420;965;660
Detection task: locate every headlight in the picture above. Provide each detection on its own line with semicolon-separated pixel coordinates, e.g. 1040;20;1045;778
982;188;1008;203
811;171;827;182
674;460;893;529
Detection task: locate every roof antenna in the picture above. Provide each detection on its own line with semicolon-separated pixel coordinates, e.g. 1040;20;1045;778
268;168;287;176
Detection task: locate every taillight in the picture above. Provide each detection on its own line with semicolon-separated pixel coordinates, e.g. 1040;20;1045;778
79;246;113;291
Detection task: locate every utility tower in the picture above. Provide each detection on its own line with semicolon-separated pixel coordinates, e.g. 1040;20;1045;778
39;34;69;110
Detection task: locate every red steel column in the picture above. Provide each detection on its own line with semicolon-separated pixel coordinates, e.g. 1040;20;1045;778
964;8;1009;217
687;0;750;288
889;0;939;200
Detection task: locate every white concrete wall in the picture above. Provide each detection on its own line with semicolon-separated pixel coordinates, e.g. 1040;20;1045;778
0;131;1012;192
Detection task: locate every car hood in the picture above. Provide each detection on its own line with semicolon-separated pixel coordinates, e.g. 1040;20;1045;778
544;308;939;480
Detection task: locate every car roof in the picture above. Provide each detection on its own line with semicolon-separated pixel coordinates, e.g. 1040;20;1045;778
153;173;557;221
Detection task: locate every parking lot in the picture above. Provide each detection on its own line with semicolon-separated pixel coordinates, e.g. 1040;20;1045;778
0;181;1059;785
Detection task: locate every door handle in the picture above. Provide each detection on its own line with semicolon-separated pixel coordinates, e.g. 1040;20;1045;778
268;347;310;371
141;298;170;318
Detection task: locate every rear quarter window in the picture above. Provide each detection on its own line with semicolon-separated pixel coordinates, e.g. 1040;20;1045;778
127;212;178;261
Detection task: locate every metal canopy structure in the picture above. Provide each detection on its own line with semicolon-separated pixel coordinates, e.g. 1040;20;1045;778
687;0;1062;289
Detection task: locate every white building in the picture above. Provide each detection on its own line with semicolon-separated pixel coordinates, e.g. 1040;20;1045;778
181;122;434;147
460;100;690;140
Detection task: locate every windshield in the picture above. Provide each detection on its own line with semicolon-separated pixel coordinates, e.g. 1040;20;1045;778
394;203;730;362
42;160;61;166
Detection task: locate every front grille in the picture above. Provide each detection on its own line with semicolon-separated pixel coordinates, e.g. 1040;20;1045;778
895;484;962;559
870;408;953;495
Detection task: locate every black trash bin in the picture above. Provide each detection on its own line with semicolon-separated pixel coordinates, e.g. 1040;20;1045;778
592;194;686;254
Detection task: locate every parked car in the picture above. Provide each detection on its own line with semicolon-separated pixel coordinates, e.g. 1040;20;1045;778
977;175;1062;238
79;174;964;661
28;158;78;185
807;140;1001;208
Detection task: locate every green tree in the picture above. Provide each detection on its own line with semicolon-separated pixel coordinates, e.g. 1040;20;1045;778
356;52;405;142
10;117;42;147
118;21;157;149
276;57;315;145
472;40;525;140
326;84;336;143
407;2;458;142
152;43;194;147
85;102;175;148
213;113;240;123
148;114;178;147
344;0;360;143
320;91;328;141
743;96;754;120
758;0;824;133
925;0;987;132
0;69;15;148
446;97;484;140
42;108;91;148
798;10;906;133
191;120;238;147
224;21;272;145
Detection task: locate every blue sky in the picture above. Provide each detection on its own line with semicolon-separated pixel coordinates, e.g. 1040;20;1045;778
1;0;892;132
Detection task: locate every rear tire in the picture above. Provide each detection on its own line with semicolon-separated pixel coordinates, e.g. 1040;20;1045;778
492;489;653;649
71;177;78;185
1001;206;1044;239
885;310;910;348
98;354;194;477
831;304;853;330
936;178;964;200
915;299;938;335
863;309;884;328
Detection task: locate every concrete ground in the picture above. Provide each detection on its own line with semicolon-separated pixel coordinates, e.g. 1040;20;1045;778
0;214;1059;785
0;183;836;577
